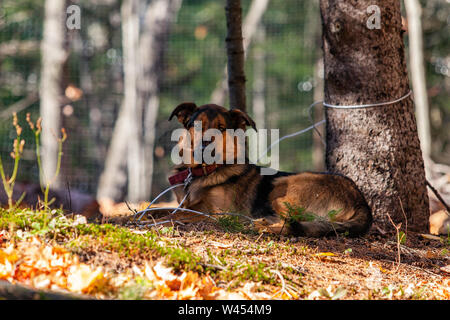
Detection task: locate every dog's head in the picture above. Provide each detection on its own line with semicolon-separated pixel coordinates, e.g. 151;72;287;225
169;102;256;167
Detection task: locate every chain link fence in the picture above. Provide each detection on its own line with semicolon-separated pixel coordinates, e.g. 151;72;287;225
0;0;448;203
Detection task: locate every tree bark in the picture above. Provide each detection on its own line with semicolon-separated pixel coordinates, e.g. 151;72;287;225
40;0;67;189
212;0;269;107
224;0;246;111
404;0;431;178
319;0;429;232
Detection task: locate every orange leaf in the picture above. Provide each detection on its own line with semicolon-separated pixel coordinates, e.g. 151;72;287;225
314;252;336;257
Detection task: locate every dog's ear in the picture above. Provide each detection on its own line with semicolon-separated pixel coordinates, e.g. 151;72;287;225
169;102;198;126
229;109;257;131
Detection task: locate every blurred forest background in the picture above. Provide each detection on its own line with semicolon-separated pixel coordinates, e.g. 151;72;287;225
0;0;448;204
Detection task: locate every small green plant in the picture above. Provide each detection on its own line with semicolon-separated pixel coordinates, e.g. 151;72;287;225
217;215;244;233
281;202;316;223
343;248;353;255
26;113;67;208
327;209;342;222
281;202;343;225
445;229;450;247
398;231;406;245
0;113;26;209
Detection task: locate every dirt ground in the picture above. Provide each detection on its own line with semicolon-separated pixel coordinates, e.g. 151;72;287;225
76;216;450;300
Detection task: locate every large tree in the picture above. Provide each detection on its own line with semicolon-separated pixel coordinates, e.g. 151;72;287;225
319;0;429;232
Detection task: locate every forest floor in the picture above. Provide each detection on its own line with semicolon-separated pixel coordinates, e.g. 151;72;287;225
0;207;449;300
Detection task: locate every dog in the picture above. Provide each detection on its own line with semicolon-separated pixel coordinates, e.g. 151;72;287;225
167;102;372;237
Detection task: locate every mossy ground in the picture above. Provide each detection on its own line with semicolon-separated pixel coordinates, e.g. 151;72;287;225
1;207;449;299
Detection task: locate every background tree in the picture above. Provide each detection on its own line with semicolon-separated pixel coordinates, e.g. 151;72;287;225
224;0;246;111
39;0;67;188
405;0;431;178
97;0;182;203
211;0;269;108
319;0;430;232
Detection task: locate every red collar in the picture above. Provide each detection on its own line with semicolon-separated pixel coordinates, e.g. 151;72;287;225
168;164;223;186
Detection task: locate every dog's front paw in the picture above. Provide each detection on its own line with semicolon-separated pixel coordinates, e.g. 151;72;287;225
253;216;290;235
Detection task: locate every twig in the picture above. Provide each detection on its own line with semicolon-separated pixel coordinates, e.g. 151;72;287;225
255;232;265;243
270;269;291;299
385;211;402;271
0;92;39;120
124;200;138;214
426;179;450;213
66;180;72;213
378;259;442;278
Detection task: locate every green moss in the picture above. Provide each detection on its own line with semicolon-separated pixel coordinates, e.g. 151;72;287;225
0;207;202;272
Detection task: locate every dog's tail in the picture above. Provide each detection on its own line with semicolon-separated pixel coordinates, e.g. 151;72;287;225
290;204;373;237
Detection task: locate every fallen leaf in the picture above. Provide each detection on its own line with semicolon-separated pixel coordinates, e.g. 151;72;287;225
440;265;450;274
314;252;336;257
153;261;177;282
379;266;390;274
67;264;103;293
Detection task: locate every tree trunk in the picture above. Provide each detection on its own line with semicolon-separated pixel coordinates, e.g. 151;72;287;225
212;0;269;107
404;0;432;178
122;0;142;203
319;0;429;232
96;102;129;202
39;0;67;189
137;0;182;202
225;0;246;111
96;0;182;203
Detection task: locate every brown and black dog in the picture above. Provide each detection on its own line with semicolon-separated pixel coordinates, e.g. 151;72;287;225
168;102;372;237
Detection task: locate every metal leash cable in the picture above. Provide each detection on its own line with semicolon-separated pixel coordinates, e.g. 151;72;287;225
259;90;413;159
134;168;194;223
323;90;412;109
134;183;184;222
